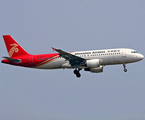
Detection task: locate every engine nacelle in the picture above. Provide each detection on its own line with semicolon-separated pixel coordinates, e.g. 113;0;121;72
86;59;102;68
84;65;103;73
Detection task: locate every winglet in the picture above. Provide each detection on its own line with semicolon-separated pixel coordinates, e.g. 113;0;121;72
52;47;56;51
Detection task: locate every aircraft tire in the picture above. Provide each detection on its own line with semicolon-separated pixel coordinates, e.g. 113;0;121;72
124;69;127;72
74;69;78;74
76;73;81;78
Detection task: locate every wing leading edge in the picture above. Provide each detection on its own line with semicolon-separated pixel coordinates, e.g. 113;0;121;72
52;47;86;67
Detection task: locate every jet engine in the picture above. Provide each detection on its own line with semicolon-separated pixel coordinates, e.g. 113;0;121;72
84;65;103;73
86;59;102;68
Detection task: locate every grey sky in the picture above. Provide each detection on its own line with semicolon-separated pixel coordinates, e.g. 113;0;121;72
1;0;145;120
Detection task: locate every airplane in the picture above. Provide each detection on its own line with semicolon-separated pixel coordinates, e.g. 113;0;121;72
2;35;144;78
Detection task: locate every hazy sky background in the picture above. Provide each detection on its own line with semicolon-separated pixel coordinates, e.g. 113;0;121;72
1;0;145;120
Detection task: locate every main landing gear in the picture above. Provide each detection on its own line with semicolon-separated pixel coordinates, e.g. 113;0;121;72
123;64;127;72
73;68;82;78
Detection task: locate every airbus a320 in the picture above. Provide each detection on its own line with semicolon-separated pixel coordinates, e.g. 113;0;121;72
2;35;144;78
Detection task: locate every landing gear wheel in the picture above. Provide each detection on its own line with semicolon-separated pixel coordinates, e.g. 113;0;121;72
124;69;127;72
76;73;81;78
73;69;81;78
123;64;127;72
74;69;78;74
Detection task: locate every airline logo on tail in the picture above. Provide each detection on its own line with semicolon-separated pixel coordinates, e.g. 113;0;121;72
8;43;19;57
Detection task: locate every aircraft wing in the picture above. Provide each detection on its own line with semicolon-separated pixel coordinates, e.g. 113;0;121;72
52;47;86;67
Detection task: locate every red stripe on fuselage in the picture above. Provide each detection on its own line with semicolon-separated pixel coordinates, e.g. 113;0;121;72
34;54;60;67
2;53;60;68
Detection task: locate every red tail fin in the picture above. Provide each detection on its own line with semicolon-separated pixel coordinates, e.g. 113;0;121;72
3;35;29;58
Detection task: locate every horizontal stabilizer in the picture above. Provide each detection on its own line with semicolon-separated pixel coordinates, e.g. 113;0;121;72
3;57;21;63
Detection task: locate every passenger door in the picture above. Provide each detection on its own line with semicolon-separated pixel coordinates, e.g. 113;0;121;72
29;56;33;64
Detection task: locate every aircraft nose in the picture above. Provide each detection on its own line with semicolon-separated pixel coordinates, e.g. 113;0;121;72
139;54;144;60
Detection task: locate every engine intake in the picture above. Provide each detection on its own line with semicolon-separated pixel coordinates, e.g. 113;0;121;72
86;59;102;68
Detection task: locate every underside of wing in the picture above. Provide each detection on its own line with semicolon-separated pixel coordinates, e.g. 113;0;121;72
52;47;86;67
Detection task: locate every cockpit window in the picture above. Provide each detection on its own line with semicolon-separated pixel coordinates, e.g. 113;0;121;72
131;51;138;53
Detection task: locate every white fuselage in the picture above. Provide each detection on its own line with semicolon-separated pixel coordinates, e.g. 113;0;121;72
35;48;144;69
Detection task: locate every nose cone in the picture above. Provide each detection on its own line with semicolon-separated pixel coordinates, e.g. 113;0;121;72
138;54;144;61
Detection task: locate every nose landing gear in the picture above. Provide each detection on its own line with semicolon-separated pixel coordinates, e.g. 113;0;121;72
73;68;82;78
123;64;127;72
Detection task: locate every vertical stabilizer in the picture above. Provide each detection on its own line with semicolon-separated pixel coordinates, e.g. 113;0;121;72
3;35;29;58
